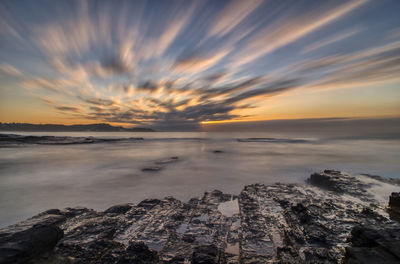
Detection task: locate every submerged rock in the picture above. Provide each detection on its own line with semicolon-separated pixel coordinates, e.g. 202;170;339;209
142;156;179;172
154;156;179;165
237;138;309;143
0;170;399;263
142;166;163;172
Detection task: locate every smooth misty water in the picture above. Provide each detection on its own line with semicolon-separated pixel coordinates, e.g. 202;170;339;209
1;131;399;227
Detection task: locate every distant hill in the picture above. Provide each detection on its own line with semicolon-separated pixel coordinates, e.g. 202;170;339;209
0;123;154;132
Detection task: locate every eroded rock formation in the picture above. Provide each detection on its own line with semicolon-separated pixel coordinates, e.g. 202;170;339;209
0;170;399;263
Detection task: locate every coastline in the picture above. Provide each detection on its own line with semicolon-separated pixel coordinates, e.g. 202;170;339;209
1;170;399;263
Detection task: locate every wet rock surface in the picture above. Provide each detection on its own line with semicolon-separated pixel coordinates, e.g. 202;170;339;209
308;169;370;196
344;225;400;263
389;192;400;209
388;192;400;221
1;170;399;263
0;224;63;264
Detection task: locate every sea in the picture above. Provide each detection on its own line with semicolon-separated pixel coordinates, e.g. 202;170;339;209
1;131;399;227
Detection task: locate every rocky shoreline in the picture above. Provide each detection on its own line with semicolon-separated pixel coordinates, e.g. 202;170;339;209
0;170;399;263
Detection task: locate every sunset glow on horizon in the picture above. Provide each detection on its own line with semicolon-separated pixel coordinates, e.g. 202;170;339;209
1;0;400;130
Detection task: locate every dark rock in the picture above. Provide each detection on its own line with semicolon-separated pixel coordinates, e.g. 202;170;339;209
237;137;309;143
213;150;224;153
0;134;147;146
104;204;134;214
1;170;398;263
137;199;161;209
192;245;225;264
118;242;159;263
291;203;310;223
61;207;94;218
142;166;163;172
344;225;400;263
389;192;400;209
182;234;195;243
56;238;125;263
388;192;400;222
42;209;62;215
361;207;386;222
0;225;63;264
142;156;179;173
308;170;372;197
28;213;67;226
308;170;343;192
154;156;179;165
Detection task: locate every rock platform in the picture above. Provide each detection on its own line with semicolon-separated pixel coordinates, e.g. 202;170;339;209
1;170;399;263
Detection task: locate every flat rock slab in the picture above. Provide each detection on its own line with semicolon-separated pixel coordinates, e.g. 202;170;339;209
1;170;399;263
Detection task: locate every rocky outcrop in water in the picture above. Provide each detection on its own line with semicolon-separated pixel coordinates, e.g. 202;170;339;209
0;170;399;263
0;134;144;146
142;157;180;172
237;138;310;143
0;123;154;132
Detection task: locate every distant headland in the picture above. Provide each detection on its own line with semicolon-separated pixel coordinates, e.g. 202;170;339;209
0;123;154;132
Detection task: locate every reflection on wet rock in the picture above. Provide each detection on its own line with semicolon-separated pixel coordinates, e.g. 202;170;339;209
0;170;399;263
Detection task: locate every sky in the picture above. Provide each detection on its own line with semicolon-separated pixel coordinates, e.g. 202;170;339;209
0;0;400;130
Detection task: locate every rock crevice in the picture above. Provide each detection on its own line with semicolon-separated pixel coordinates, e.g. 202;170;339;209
0;170;399;263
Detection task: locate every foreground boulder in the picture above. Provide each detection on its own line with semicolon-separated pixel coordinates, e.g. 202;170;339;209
0;224;63;263
0;170;399;263
344;225;400;263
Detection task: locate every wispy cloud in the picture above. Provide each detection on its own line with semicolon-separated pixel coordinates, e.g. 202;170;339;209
55;105;81;113
208;0;263;37
230;0;368;67
173;48;231;74
1;0;399;129
0;63;22;76
301;26;363;54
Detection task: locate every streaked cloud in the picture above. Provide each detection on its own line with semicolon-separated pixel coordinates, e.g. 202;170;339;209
301;27;363;54
208;0;263;37
55;106;81;113
1;0;400;129
0;63;22;76
230;0;368;67
173;48;231;74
